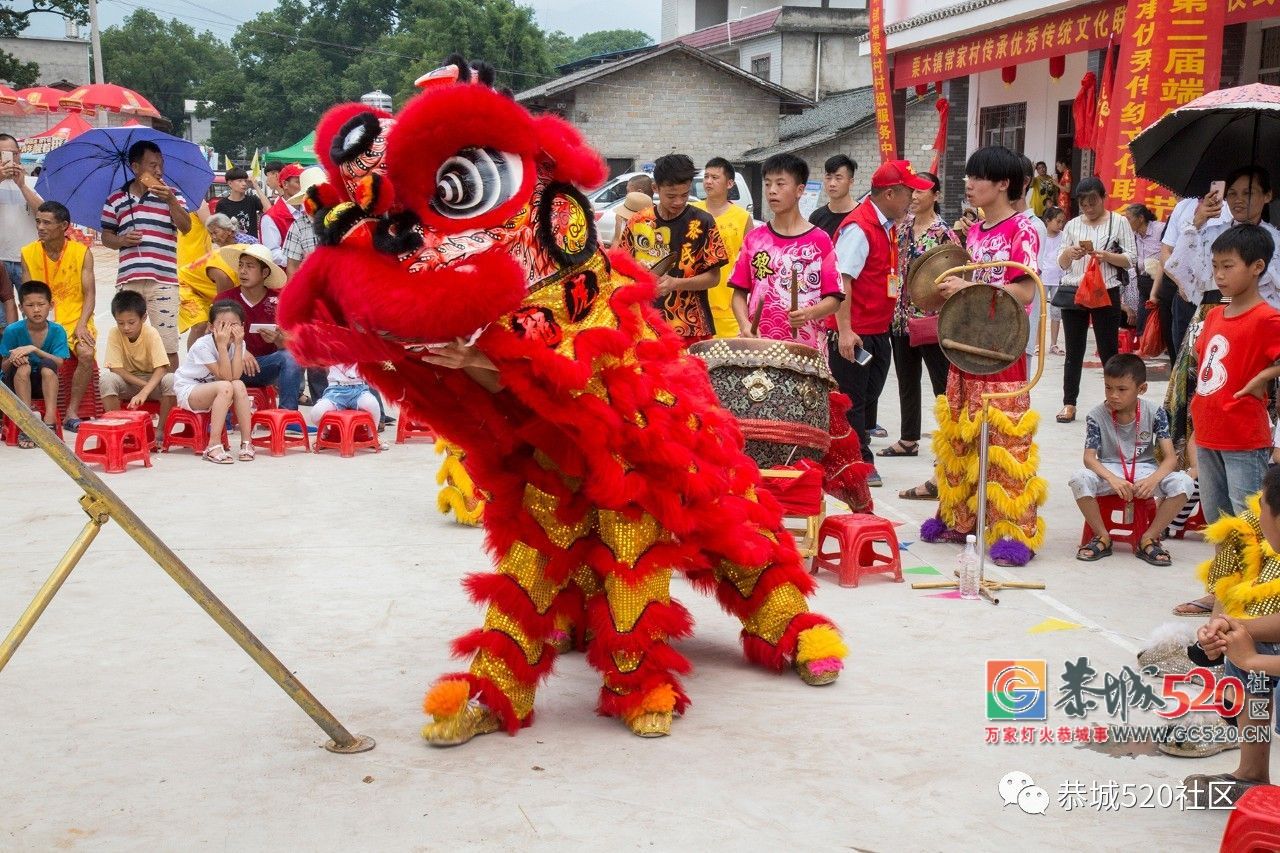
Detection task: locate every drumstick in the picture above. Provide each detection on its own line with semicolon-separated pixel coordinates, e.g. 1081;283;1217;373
749;299;764;336
790;267;799;340
940;338;1021;363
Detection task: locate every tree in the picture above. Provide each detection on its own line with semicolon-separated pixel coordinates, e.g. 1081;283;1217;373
546;28;653;70
0;0;87;86
205;0;554;154
100;9;234;132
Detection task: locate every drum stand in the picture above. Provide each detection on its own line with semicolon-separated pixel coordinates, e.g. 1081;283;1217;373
0;384;374;753
909;260;1049;604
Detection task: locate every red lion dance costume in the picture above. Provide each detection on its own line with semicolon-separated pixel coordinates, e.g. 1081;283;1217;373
278;58;847;745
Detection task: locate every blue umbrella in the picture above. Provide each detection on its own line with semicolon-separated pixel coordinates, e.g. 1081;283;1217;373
35;126;212;230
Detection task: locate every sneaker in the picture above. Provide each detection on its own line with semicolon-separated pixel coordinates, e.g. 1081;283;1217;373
866;470;883;488
870;424;888;438
284;424;318;436
63;417;82;432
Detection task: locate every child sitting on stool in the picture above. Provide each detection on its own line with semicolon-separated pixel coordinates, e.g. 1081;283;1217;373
172;299;255;464
308;363;388;449
1070;353;1193;564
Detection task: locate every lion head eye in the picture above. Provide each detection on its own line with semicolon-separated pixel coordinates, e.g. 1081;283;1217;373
431;147;523;219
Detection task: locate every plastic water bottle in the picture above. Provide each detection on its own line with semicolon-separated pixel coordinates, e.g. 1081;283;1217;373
959;535;980;600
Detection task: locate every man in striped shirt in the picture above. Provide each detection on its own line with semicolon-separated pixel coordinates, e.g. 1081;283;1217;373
100;140;192;370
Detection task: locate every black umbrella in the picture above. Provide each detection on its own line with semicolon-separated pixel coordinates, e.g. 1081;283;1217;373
1129;83;1280;198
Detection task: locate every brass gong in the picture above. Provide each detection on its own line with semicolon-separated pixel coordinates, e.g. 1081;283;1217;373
906;243;970;313
937;283;1029;375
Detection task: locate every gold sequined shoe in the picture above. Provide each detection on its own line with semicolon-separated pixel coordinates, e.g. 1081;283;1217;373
421;679;502;747
625;710;672;738
794;657;841;686
422;703;501;747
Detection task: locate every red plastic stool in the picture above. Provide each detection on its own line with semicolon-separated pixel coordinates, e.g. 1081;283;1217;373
250;408;310;457
3;400;63;445
162;407;229;455
57;354;104;420
109;408;158;444
74;417;151;473
811;513;904;587
1081;494;1157;554
246;386;278;411
314;410;381;457
395;410;435;444
1220;785;1280;852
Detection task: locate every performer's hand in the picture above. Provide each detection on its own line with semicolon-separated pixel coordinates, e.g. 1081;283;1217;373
655;275;678;297
738;326;759;339
837;329;861;361
1223;619;1258;667
936;275;970;299
421;339;479;370
787;307;811;329
1198;617;1228;656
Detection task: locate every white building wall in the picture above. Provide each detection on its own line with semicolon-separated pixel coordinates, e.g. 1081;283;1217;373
667;0;866;39
737;33;782;82
965;52;1088;163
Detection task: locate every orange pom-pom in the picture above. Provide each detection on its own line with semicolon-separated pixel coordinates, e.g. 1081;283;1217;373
423;679;471;718
637;683;677;715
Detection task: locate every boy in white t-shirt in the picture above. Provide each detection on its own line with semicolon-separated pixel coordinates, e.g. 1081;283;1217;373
173;299;254;463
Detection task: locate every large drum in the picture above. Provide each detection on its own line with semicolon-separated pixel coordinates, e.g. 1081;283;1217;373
689;338;834;468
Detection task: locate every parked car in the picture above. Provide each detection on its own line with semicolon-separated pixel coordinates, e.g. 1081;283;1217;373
590;169;755;246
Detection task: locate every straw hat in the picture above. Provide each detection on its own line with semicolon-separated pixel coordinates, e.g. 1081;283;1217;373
616;191;654;225
218;243;287;290
288;165;328;205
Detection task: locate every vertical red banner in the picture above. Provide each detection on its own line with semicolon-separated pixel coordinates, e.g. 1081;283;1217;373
1095;0;1226;219
869;0;898;162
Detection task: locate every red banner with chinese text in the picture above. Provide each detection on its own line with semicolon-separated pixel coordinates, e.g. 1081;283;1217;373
895;2;1125;90
870;0;897;161
892;0;1275;91
1095;0;1226;220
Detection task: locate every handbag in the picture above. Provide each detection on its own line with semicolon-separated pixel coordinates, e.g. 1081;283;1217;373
1075;256;1112;309
1051;285;1078;309
1138;302;1166;357
907;314;939;346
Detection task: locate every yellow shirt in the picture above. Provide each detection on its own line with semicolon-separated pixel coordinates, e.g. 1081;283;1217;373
20;239;94;343
692;200;751;337
105;323;169;375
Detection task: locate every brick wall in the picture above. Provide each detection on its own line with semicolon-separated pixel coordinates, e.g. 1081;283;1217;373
568;51;785;169
0;36;90;87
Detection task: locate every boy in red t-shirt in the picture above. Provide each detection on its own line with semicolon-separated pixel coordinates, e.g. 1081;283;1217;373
1191;224;1280;523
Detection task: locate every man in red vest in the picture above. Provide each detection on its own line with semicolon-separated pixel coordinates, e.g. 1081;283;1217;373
260;162;305;266
831;160;928;487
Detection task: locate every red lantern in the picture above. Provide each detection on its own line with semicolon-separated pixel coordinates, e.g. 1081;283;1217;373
915;84;929;96
1049;55;1066;80
934;81;944;95
1001;66;1017;86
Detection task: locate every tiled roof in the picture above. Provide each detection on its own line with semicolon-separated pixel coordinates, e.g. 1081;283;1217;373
677;7;784;49
741;86;884;160
516;43;812;110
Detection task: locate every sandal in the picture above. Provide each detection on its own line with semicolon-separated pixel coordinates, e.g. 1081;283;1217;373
1077;535;1112;561
1050;345;1065;355
238;442;256;462
202;445;234;465
1056;405;1076;423
878;440;919;457
899;480;938;500
16;431;34;449
1137;537;1171;566
1173;598;1214;617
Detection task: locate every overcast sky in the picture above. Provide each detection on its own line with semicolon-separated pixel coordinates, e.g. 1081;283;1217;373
24;0;661;42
